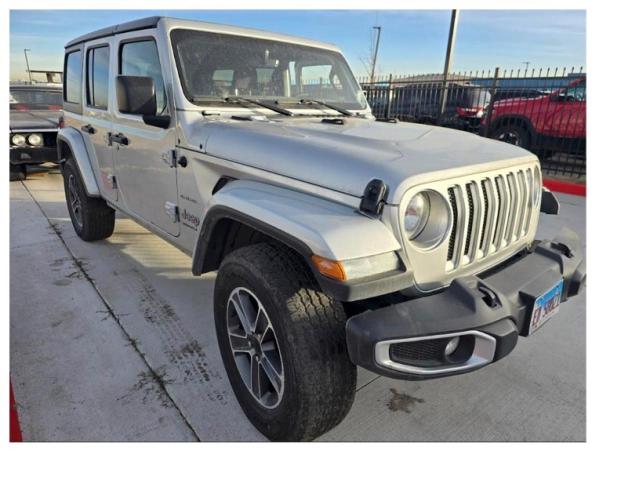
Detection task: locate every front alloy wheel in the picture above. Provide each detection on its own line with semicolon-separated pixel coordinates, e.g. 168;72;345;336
226;287;284;409
492;124;532;150
214;243;357;441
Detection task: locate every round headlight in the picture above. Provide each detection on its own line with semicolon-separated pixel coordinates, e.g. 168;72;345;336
404;192;430;239
28;133;43;146
404;190;452;249
12;134;26;146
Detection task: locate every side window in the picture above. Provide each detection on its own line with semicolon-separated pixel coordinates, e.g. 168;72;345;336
64;50;82;104
567;84;586;102
86;46;110;109
120;39;167;114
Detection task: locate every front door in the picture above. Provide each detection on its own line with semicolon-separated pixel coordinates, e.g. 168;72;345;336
545;79;587;139
111;34;179;236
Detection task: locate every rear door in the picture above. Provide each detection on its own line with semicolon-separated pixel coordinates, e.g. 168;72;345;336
111;33;179;236
82;39;116;200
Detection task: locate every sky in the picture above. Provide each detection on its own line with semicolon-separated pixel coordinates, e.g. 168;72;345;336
9;9;586;81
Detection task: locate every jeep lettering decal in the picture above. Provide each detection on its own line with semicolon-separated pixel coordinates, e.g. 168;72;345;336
181;209;200;230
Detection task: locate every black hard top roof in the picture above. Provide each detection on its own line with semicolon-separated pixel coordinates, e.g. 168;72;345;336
65;16;161;49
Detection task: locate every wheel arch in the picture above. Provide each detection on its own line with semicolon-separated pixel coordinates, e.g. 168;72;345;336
57;127;101;197
192;205;313;276
191;180;407;302
490;114;536;139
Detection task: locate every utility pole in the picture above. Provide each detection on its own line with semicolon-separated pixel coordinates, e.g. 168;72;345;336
370;26;382;83
24;49;33;84
439;10;460;118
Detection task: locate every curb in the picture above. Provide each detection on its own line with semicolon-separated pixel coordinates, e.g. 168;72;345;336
543;179;586;197
10;381;23;442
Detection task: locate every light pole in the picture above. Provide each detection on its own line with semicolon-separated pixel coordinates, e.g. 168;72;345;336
24;49;33;84
370;26;382;83
522;61;531;76
439;10;460;117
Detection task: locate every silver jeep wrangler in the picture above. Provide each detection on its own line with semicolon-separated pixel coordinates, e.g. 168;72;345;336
58;16;585;441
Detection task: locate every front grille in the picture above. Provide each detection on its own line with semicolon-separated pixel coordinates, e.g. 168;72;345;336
446;166;537;270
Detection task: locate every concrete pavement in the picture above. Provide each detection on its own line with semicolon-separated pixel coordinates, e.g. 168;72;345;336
10;169;586;441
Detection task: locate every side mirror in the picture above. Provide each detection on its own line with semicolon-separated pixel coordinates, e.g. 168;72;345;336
116;75;157;115
116;75;171;128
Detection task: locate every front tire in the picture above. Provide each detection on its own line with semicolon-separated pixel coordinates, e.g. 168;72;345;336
62;158;115;241
10;164;27;182
214;243;357;441
491;123;532;150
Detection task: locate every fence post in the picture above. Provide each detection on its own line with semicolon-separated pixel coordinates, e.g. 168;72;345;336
386;74;393;119
484;67;500;138
439;9;460;120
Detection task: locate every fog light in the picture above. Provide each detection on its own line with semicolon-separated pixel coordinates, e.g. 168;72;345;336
444;337;460;356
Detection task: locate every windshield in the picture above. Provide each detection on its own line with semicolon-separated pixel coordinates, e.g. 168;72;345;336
10;88;63;110
461;87;491;108
170;29;367;111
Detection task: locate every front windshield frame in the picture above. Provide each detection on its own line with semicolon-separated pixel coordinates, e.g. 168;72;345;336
169;28;368;112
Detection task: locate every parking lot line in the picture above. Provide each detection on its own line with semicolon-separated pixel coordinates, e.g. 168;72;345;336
11;171;585;441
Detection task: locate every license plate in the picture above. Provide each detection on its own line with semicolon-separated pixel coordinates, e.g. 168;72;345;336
528;279;564;335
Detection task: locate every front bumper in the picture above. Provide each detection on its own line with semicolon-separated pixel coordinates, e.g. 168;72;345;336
346;228;586;380
10;146;58;165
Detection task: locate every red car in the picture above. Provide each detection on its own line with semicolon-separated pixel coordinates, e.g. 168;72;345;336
482;76;585;156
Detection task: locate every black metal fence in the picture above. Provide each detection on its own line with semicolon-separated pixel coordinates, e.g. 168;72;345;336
360;67;586;178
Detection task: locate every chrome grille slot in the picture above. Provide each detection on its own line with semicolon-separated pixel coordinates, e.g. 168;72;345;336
464;183;475;261
479;180;490;250
524;169;534;236
493;175;507;249
506;173;518;243
444;166;537;272
447;188;458;262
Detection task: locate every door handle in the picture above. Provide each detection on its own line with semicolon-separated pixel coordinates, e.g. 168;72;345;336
108;132;129;146
81;124;96;134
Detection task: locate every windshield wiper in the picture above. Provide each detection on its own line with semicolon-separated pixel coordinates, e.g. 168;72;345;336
225;96;294;117
298;99;353;117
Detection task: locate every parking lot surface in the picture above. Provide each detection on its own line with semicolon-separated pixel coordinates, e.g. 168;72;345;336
10;169;586;441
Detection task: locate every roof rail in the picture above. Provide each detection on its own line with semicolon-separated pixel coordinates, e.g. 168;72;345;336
65;16;161;48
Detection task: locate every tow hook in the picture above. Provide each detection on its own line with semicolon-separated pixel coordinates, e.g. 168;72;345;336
478;284;500;308
551;241;574;258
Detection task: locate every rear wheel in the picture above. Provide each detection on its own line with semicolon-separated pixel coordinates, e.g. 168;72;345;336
492;123;532;150
62;158;115;241
10;164;27;182
214;243;357;441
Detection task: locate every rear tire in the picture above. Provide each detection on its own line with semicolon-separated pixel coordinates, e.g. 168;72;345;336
10;164;27;182
62;158;115;241
214;242;357;441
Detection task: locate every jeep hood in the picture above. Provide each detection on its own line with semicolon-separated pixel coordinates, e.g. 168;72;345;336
10;110;60;132
199;117;535;203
